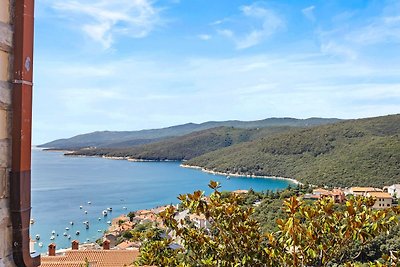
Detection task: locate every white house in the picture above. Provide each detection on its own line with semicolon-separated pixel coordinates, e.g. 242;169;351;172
386;184;400;199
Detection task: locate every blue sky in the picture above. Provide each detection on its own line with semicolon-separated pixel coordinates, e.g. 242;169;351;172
33;0;400;144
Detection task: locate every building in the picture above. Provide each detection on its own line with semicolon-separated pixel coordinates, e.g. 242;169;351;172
366;192;393;209
348;187;382;196
303;188;345;203
39;241;139;267
40;249;139;267
385;184;400;199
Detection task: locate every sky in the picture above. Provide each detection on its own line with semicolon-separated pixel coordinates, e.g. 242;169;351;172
33;0;400;144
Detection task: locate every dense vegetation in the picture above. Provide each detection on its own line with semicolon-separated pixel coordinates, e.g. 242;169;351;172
69;126;294;160
39;117;340;150
134;182;400;266
187;114;400;187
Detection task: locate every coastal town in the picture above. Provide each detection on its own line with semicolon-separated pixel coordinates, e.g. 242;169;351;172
37;183;400;267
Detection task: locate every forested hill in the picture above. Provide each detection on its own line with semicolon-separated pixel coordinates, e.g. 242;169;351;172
68;126;294;160
39;117;340;150
186;114;400;187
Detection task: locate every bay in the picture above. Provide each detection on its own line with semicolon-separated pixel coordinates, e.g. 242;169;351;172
30;149;292;254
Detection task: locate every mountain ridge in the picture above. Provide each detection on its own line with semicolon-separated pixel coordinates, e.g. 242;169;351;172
39;117;341;149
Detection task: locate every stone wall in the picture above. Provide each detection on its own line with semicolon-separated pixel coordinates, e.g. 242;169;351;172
0;0;15;266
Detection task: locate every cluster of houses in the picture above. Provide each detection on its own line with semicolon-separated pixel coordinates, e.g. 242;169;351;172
303;184;400;209
38;186;399;266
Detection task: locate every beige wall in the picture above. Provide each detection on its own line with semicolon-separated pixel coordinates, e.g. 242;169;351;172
372;198;392;209
0;0;15;266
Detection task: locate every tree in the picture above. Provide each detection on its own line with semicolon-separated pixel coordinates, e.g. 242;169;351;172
136;181;400;266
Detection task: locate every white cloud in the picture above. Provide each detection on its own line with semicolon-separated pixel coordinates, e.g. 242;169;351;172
216;3;285;49
34;52;400;143
302;5;316;22
348;15;400;45
50;0;162;49
316;1;400;59
198;34;212;41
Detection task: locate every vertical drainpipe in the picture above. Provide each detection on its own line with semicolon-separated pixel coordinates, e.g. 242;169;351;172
10;0;40;266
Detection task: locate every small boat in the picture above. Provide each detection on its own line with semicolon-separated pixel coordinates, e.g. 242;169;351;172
226;176;230;180
51;230;56;235
98;217;101;221
97;229;102;232
106;221;111;225
75;231;80;235
87;201;91;204
38;242;43;247
70;221;74;225
79;206;83;209
63;232;67;236
67;235;71;239
107;207;112;212
65;227;69;231
84;210;88;214
30;219;35;224
50;236;55;240
122;206;127;210
83;221;89;225
85;224;89;229
102;210;108;216
35;234;40;240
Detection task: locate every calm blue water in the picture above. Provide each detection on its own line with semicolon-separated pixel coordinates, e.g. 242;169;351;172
30;149;291;254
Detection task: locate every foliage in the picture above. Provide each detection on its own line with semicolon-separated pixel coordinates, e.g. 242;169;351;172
187;114;400;187
70;126;294;160
136;181;400;266
41;118;339;149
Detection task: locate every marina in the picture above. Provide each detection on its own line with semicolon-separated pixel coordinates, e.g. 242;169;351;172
30;149;292;254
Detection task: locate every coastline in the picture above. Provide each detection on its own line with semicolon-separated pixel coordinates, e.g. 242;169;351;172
41;149;301;184
180;164;301;185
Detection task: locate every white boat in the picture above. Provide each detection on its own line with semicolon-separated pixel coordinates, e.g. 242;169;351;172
76;231;80;235
67;235;71;239
63;232;67;236
97;229;102;232
83;221;89;225
35;234;40;240
84;210;88;214
122;206;127;210
50;236;55;240
70;221;74;225
107;207;112;212
51;230;56;235
38;242;43;247
106;221;111;225
65;227;69;231
79;206;83;209
102;210;108;216
87;201;91;204
30;219;35;224
98;217;101;221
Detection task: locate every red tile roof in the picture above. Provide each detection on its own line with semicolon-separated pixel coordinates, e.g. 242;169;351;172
40;249;139;267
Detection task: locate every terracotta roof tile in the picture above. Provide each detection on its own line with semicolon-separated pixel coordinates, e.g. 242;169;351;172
367;192;393;199
40;249;139;267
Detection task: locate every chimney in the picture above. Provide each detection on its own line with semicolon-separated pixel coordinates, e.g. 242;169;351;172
72;240;79;250
103;239;110;250
48;243;56;256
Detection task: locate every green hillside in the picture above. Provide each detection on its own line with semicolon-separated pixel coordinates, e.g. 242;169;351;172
40;117;340;150
186;114;400;187
70;126;293;160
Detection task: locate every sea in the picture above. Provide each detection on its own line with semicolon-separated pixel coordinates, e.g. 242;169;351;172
30;148;292;254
